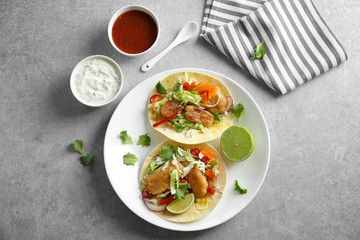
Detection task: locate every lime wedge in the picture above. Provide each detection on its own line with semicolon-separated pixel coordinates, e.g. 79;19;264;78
220;125;254;162
166;193;195;214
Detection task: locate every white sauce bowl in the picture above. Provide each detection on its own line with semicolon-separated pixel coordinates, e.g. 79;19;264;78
70;55;123;107
108;5;160;57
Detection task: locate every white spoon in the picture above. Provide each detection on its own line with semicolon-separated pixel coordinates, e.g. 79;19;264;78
141;21;199;72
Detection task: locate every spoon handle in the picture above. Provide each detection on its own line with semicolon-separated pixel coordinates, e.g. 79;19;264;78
141;21;199;72
141;40;178;72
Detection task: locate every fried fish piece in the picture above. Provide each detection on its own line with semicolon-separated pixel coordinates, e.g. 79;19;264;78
182;161;208;198
144;160;184;195
160;100;184;118
184;106;215;127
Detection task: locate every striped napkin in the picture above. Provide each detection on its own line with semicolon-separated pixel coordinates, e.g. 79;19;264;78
200;0;348;94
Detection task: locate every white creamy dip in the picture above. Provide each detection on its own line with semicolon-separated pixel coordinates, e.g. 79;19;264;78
73;57;121;105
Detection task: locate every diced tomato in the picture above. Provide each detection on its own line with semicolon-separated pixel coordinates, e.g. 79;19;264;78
180;179;187;183
201;156;210;163
207;187;215;195
183;82;200;91
159;195;174;205
190;148;200;157
141;190;153;199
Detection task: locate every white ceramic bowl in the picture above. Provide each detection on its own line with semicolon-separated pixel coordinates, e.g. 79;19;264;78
108;5;160;57
70;55;123;107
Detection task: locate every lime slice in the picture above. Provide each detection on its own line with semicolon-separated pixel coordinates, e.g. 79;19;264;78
166;193;195;214
220;125;254;162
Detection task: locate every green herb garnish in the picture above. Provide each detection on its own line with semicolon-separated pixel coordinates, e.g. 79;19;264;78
174;182;191;199
235;180;247;194
173;82;181;92
170;169;191;199
72;139;83;154
159;145;175;160
174;121;186;132
119;131;133;144
231;103;245;121
252;40;267;59
210;109;223;121
123;152;138;166
137;133;151;147
80;153;94;166
155;81;167;94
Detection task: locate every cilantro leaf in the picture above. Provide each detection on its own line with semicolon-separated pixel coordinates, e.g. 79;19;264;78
173;82;181;92
80;153;94;166
174;121;186;132
235;180;247;194
231;103;245;121
210;110;223;121
137;133;151;147
159;145;175;160
119;131;133;144
252;40;267;59
72;139;83;154
123;152;138;166
174;182;191;199
155;81;167;94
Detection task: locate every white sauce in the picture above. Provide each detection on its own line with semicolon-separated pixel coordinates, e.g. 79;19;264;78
74;58;121;105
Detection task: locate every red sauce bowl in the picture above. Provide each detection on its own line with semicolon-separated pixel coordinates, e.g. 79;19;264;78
108;6;160;57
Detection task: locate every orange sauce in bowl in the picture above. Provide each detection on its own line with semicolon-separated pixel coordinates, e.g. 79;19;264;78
112;10;158;54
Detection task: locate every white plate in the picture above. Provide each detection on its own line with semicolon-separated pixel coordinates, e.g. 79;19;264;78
104;68;270;231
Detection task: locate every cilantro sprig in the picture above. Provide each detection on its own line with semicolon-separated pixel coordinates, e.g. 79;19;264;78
210;109;223;121
231;103;245;121
174;182;191;199
120;131;133;144
80;153;94;166
252;40;267;59
123;152;138;166
71;139;94;166
235;180;247;194
155;81;167;94
72;139;83;154
160;145;175;160
137;133;151;147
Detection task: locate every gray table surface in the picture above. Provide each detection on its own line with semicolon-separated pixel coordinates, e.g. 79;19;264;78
1;0;359;239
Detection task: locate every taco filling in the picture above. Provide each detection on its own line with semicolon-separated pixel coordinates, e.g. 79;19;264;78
148;72;233;138
140;142;226;222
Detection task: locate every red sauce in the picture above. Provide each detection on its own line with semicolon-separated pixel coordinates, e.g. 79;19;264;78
112;10;158;54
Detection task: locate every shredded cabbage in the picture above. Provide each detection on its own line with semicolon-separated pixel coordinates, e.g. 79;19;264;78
177;147;187;156
173;91;201;105
170;169;179;195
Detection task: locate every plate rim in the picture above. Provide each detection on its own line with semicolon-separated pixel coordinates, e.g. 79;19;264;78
103;67;271;231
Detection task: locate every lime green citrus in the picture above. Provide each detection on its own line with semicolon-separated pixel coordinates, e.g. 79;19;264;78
166;193;195;214
220;125;254;162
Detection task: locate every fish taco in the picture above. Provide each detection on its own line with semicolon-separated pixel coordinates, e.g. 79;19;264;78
147;72;234;144
139;140;226;222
